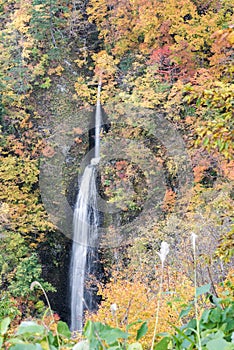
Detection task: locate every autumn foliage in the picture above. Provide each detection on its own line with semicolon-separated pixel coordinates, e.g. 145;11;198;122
87;267;194;348
0;0;233;336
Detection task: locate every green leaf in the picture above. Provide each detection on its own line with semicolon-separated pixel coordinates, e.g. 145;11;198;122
9;344;43;350
136;322;148;341
196;284;211;297
181;338;194;349
169;323;195;345
203;137;210;146
0;317;11;335
83;321;99;350
179;305;192;319
16;322;44;336
210;296;222;307
84;321;128;347
183;319;196;334
209;308;222;323
47;331;55;345
127;342;143;350
99;326;129;344
206;338;231;350
57;321;71;338
155;332;170;337
201;309;210;324
201;329;224;342
154;337;171;350
73;340;89;350
48;346;57;350
0;336;3;348
226;319;234;332
83;320;93;340
126;320;143;331
7;338;25;344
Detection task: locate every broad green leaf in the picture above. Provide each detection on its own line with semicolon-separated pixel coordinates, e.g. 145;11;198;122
184;319;196;333
57;321;71;338
201;329;225;343
0;317;11;335
201;309;210;324
209;308;222;323
47;331;55;345
196;284;211;297
16;322;44;336
226;320;234;332
83;322;102;349
136;322;148;341
181;338;194;349
206;338;231;350
154;337;171;350
99;327;129;344
127;342;143;350
73;340;89;350
83;320;93;339
9;344;43;350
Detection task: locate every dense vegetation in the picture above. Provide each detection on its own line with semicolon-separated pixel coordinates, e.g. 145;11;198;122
0;0;233;348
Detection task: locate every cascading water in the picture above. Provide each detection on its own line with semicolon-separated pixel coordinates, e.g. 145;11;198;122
70;82;102;332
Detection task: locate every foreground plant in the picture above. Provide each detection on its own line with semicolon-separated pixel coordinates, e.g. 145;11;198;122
0;316;11;348
74;320;146;350
153;234;234;349
5;318;74;350
1;317;145;350
1;270;233;350
191;233;202;350
155;296;234;350
1;294;234;350
2;281;75;349
151;241;170;350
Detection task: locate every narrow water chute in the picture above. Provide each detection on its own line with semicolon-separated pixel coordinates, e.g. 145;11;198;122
95;81;102;159
70;82;102;332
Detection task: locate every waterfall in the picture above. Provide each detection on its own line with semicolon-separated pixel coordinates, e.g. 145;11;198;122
95;82;102;159
70;82;102;332
70;165;99;331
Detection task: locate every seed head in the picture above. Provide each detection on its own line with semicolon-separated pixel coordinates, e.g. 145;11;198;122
191;232;198;251
157;241;170;266
110;303;118;316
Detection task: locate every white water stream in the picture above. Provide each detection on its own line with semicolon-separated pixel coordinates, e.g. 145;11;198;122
70;82;102;332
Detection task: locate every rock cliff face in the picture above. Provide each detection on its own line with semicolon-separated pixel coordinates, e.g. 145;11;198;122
35;72;107;323
39;230;71;322
34;69;87;322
